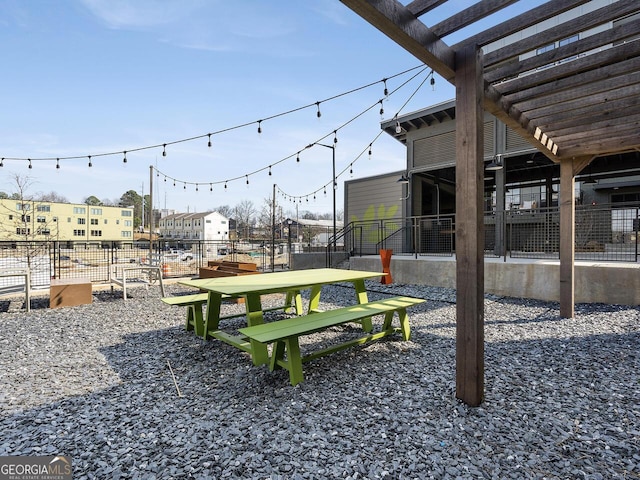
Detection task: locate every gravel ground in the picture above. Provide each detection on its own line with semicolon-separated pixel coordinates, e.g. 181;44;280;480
0;280;638;479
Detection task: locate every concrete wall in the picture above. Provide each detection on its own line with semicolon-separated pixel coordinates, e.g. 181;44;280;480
350;255;640;306
290;252;349;270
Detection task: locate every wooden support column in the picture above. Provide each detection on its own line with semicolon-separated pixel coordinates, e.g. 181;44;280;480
455;44;484;407
559;159;576;318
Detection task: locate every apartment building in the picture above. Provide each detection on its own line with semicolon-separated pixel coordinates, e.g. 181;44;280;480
158;211;229;241
0;199;135;241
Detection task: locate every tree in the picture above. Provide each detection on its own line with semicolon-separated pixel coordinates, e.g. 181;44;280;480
215;204;234;219
0;173;56;272
37;191;69;203
119;190;142;228
234;200;256;239
84;195;103;206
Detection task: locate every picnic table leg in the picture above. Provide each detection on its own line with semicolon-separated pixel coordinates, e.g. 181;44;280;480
381;308;411;341
188;303;205;337
203;293;223;340
245;293;269;366
352;279;373;333
308;285;322;313
284;289;303;314
284;337;304;386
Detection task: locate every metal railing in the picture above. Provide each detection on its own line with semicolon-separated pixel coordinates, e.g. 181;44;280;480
343;202;639;262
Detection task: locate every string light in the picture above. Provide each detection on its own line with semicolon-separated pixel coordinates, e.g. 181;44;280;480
209;183;213;192
333;131;338;144
224;181;228;190
183;182;186;190
268;166;272;176
56;158;60;169
368;144;372;157
296;152;300;163
28;159;32;169
195;184;199;192
0;158;3;167
207;134;212;147
88;156;92;167
316;102;321;118
430;76;436;90
246;175;249;185
379;100;384;117
350;164;353;176
1;65;428;169
123;151;127;163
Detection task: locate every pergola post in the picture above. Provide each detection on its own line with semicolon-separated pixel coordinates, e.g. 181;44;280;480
559;159;576;318
455;44;485;406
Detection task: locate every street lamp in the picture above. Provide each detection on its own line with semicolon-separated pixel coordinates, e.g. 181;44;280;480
311;142;336;252
287;219;293;268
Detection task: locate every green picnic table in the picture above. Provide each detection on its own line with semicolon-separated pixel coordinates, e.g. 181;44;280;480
177;268;385;366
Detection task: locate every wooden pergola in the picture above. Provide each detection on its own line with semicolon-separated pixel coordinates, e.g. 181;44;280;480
340;0;640;406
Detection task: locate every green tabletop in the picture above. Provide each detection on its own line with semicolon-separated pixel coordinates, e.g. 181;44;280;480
179;268;384;295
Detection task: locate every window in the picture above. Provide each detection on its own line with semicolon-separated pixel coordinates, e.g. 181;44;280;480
121;210;132;217
73;229;86;236
16;203;31;211
121;231;132;238
90;230;102;237
37;205;50;212
16;228;30;235
21;215;30;222
78;218;86;225
90;218;99;225
104;219;108;224
67;217;71;223
36;216;46;223
37;228;51;235
206;219;212;224
90;208;102;215
221;220;227;224
73;207;86;215
8;215;13;220
116;220;120;225
124;220;132;227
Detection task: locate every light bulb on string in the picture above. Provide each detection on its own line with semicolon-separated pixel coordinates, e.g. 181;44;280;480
395;121;402;134
183;183;186;190
379;100;384;118
368;144;372;158
173;180;176;187
246;175;249;186
383;78;388;97
123;151;127;163
28;159;32;169
162;144;167;157
56;158;60;169
316;102;321;118
164;176;167;182
257;120;262;134
333;131;338;144
88;156;92;167
268;166;272;176
207;134;212;148
350;164;353;177
209;183;213;192
0;158;3;167
430;76;435;91
224;182;228;190
195;184;199;192
296;152;300;163
323;186;327;196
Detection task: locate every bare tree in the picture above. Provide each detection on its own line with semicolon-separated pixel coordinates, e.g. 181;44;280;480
0;174;56;272
37;191;69;203
234;200;256;239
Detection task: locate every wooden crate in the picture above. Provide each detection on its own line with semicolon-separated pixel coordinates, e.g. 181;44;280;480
50;278;92;308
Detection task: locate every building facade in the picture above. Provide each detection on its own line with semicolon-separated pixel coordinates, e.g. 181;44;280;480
158;211;229;241
0;199;135;242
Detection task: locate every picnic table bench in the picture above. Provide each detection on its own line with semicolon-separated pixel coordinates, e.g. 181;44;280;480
238;295;425;386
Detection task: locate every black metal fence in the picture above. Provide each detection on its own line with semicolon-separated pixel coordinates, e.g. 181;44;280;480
344;203;639;262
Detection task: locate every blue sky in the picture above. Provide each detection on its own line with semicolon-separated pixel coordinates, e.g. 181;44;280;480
0;0;457;216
